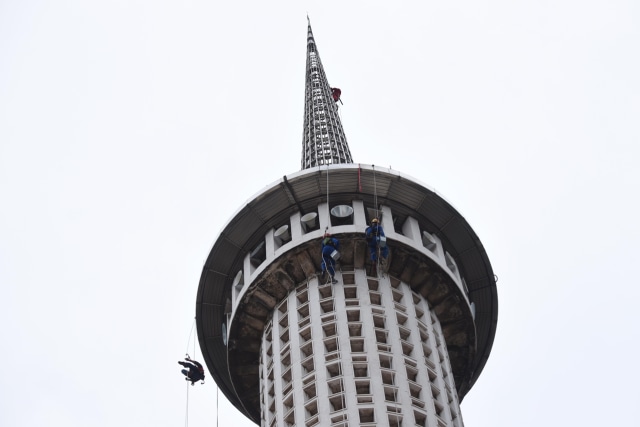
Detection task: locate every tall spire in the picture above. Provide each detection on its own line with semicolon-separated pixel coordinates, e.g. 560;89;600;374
301;19;353;170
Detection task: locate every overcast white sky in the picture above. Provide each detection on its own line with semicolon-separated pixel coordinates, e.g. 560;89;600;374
1;1;639;426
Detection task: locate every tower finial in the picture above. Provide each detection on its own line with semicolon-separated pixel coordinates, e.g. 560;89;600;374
301;20;353;170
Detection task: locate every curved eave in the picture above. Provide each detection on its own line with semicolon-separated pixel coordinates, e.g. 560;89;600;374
196;164;498;419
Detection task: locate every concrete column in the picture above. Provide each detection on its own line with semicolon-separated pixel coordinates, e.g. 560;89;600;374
380;205;393;234
318;202;330;232
290;211;303;242
352;199;366;228
265;228;276;262
308;279;333;424
402;216;422;242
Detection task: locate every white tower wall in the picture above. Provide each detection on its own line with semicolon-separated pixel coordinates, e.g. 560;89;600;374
260;273;464;427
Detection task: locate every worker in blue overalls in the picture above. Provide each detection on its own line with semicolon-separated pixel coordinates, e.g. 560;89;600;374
365;218;389;274
321;233;340;284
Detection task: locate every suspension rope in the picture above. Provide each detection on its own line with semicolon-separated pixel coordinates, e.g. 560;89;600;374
372;165;378;216
185;318;196;355
372;166;382;277
185;382;190;427
326;162;330;214
320;229;332;285
324;156;332;283
324;161;331;282
184;317;196;427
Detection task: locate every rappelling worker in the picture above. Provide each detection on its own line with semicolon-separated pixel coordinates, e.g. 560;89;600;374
178;356;205;385
331;87;342;104
321;233;340;284
365;218;389;271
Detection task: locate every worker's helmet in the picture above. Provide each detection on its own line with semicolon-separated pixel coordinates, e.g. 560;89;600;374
371;218;379;223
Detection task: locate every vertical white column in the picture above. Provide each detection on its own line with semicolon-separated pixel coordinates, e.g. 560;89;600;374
290;212;303;242
265;228;276;262
402;216;422;242
308;279;332;424
352;199;366;228
318;202;330;232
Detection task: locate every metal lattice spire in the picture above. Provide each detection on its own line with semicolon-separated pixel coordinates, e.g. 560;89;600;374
301;19;353;170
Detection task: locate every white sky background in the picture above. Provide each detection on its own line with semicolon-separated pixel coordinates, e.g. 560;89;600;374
1;0;639;426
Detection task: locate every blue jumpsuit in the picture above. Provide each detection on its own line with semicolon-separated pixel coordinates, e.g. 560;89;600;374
365;224;389;262
321;237;340;279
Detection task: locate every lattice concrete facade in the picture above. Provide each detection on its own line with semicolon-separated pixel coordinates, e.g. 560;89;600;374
260;273;463;427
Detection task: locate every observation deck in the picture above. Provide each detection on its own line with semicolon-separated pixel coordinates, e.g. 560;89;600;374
196;164;498;422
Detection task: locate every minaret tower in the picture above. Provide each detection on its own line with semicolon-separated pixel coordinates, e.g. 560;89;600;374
196;21;497;427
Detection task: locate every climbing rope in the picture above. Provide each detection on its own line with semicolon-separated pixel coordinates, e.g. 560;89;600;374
326;161;330;215
323;148;332;284
372;165;379;217
182;318;220;427
185;382;190;427
185;318;196;355
372;166;382;277
184;318;197;427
